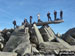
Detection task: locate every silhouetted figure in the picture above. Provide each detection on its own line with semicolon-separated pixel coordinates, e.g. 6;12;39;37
60;10;63;19
24;18;27;26
30;16;32;24
24;18;29;27
54;10;57;20
47;11;52;21
13;20;16;29
24;18;27;30
24;18;27;24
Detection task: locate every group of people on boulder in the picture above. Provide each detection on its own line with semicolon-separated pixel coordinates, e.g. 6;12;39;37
13;10;63;29
47;10;63;21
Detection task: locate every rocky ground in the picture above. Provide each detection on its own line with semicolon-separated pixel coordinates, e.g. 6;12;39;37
0;24;75;56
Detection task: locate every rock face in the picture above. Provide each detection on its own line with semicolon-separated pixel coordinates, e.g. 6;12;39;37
0;33;4;51
39;42;67;51
33;24;44;44
0;52;17;56
62;28;75;45
39;25;55;41
63;28;75;36
0;33;4;42
0;22;75;56
1;29;14;42
3;26;31;55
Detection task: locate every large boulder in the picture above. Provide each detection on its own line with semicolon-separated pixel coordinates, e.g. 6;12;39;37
3;26;31;55
62;28;75;45
62;28;75;39
39;25;55;41
1;28;14;43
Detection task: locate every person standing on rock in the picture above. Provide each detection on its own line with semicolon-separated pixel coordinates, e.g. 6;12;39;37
24;18;28;27
24;18;27;24
60;10;63;19
24;18;27;31
13;20;16;29
30;16;32;24
54;10;57;20
47;11;52;21
37;13;42;22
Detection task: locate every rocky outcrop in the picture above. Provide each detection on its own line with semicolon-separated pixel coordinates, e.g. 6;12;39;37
3;26;31;56
0;24;75;56
39;25;55;41
62;28;75;45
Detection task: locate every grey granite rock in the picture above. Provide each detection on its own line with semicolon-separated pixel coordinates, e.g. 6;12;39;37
0;52;17;56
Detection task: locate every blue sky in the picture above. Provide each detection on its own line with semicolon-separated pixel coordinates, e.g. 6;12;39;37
0;0;75;34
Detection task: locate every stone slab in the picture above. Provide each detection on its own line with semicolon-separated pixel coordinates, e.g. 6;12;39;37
0;52;17;56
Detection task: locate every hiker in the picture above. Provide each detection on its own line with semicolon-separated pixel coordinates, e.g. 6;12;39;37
30;16;32;24
24;18;27;27
24;18;29;27
47;11;52;21
24;18;27;24
37;13;42;22
60;10;63;19
13;20;16;29
54;10;57;20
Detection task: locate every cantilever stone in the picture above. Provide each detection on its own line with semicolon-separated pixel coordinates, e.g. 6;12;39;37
36;19;64;26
